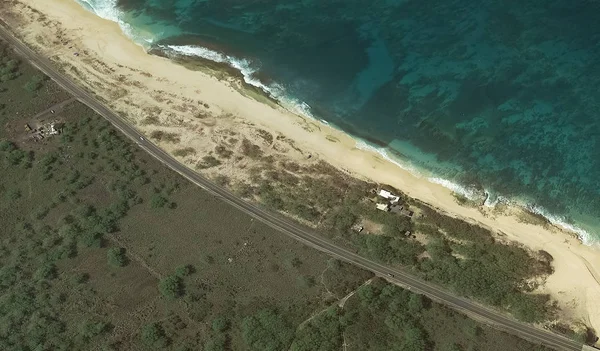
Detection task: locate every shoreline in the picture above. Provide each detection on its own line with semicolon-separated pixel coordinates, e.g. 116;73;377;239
161;41;600;245
2;0;600;336
156;29;599;246
73;0;599;243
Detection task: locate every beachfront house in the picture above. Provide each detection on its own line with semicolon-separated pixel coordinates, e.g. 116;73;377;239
376;203;390;211
378;189;400;204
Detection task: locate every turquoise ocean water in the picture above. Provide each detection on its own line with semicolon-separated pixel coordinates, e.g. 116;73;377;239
77;0;600;242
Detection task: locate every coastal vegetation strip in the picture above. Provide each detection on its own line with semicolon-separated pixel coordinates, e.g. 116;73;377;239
0;36;584;349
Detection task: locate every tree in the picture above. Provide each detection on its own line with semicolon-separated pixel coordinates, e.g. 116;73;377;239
407;294;424;315
5;188;21;201
140;323;169;348
175;264;194;277
204;333;227;351
291;308;342;351
357;284;376;306
82;231;104;248
7;148;26;165
79;320;111;341
71;272;90;284
34;263;57;281
401;324;428;351
159;275;183;299
24;74;45;93
107;247;128;267
150;193;168;208
505;293;550;323
212;316;230;332
241;309;294;351
0;139;15;151
444;343;464;351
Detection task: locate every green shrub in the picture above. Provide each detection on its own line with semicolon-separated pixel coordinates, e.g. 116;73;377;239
196;155;221;169
241;139;263;159
5;188;21;201
79;320;111;341
505;293;551;323
291;307;342;351
150;130;180;143
0;58;20;82
150;193;168;208
24;74;46;92
173;147;196;157
72;272;90;284
211;316;229;332
34;263;57;281
204;333;227;351
107;247;128;267
159;275;183;299
82;231;104;248
175;264;194;277
140;323;169;348
7;148;26;165
215;145;233;159
0;139;15;151
241;309;294;351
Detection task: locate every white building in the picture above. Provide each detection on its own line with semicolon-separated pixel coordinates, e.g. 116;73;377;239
48;123;59;135
378;189;400;204
376;203;390;211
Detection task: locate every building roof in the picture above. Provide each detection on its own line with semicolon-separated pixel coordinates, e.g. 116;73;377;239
379;189;400;203
376;203;390;211
378;189;394;198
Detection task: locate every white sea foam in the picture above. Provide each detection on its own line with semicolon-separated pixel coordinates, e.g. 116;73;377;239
428;177;481;200
160;44;317;120
355;140;422;175
483;190;510;207
77;0;119;22
355;140;480;202
355;140;484;201
526;205;595;244
76;0;156;45
76;1;597;245
354;141;597;243
428;180;595;243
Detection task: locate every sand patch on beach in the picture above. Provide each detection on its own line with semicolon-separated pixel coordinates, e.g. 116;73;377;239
2;0;600;336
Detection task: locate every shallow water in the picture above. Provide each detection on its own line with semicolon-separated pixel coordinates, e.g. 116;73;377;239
78;0;600;241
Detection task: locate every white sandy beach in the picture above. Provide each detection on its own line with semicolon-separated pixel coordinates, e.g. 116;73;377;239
2;0;600;337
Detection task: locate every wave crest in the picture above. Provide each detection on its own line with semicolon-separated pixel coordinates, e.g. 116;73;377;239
74;1;598;245
159;44;315;120
76;0;156;44
355;140;596;244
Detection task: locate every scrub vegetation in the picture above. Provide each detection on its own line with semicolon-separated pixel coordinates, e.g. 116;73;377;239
0;38;590;350
222;153;561;324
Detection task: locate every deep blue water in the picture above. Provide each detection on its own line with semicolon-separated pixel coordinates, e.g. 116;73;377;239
79;0;600;241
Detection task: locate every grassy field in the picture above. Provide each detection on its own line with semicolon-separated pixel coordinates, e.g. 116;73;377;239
0;38;583;350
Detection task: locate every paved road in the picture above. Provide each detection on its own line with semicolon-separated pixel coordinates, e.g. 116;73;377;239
0;23;587;351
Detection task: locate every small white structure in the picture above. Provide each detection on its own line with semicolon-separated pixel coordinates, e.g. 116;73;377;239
378;189;400;204
376;203;390;211
48;123;59;135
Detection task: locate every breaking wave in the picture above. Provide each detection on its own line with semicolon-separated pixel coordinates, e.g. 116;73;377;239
526;205;594;245
355;140;481;201
76;0;156;45
158;44;316;120
355;140;422;175
355;140;596;244
74;0;597;245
